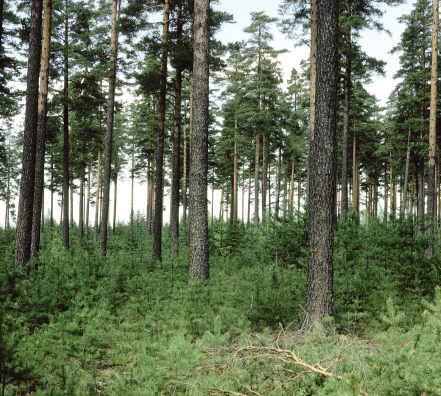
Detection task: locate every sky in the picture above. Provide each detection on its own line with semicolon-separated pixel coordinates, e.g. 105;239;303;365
0;0;417;227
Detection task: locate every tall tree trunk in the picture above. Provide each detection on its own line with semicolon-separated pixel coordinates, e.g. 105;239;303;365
78;152;84;246
5;144;10;230
62;0;69;248
418;51;426;234
247;165;251;225
262;132;267;221
289;151;295;212
31;0;52;258
402;126;412;214
94;151;101;242
152;0;170;263
389;162;394;217
15;0;43;267
276;147;281;219
188;0;210;281
427;0;438;256
70;175;73;228
341;0;351;219
302;0;338;329
307;0;318;203
232;119;238;225
352;128;358;213
183;99;188;228
99;0;119;254
130;148;134;237
112;134;118;235
170;1;183;257
85;158;91;237
254;132;259;223
146;158;151;237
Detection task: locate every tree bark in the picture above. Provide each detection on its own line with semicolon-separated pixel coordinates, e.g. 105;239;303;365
427;0;438;256
99;0;119;254
94;150;101;242
15;0;43;267
307;0;318;203
31;0;52;258
152;0;170;263
302;0;338;329
183;99;188;227
341;0;351;219
62;3;69;248
254;132;259;223
170;0;183;258
188;0;210;281
401;126;412;214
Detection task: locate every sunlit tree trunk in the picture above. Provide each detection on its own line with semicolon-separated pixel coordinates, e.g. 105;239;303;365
152;0;170;262
99;0;119;254
31;0;52;258
302;0;338;329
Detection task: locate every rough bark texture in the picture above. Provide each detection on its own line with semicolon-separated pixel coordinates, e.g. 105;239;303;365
31;0;52;258
99;0;118;254
170;1;183;258
15;0;43;267
62;4;69;248
427;0;438;256
188;0;210;281
302;0;338;330
152;0;170;263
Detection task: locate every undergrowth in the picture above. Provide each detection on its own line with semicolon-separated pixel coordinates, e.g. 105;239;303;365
0;213;440;395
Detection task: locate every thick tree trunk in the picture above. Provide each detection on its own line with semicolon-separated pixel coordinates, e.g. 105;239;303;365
188;0;210;281
427;0;438;256
302;0;338;329
99;0;119;254
152;0;170;263
94;151;101;242
31;0;52;258
170;2;183;257
15;0;43;267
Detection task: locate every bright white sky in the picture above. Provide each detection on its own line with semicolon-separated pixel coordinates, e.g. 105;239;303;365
0;0;416;228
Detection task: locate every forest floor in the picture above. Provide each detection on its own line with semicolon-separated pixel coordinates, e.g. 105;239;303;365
1;219;441;395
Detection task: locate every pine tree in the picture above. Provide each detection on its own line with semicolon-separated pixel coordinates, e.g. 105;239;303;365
301;0;339;329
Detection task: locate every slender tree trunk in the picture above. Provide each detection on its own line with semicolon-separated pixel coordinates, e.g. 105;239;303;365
389;162;394;217
183;100;188;227
302;0;338;329
341;0;351;219
232;119;238;225
85;159;91;237
112;134;118;235
62;0;69;248
70;175;73;228
130;148;134;237
247;166;251;225
94;151;101;242
262;132;267;221
427;0;438;255
146;158;151;237
5;145;10;230
78;152;84;246
254;132;259;223
307;0;318;203
276;147;281;219
418;51;426;234
289;151;295;212
170;1;183;257
401;126;412;214
352;128;358;213
152;0;170;263
15;0;43;267
99;0;119;254
31;0;52;258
